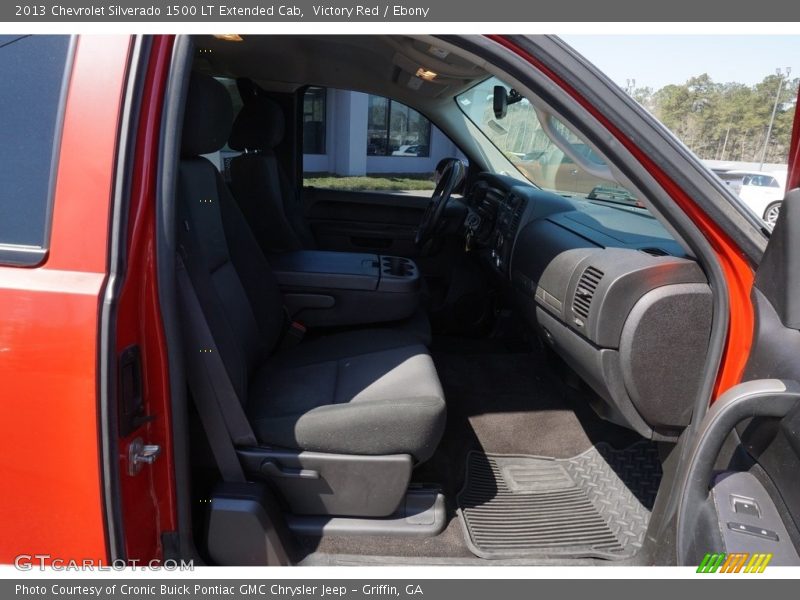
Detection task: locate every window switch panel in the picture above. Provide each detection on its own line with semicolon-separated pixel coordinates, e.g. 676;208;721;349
727;522;779;542
732;495;761;518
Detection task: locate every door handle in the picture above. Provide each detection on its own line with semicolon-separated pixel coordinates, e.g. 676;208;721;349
260;459;319;480
676;379;800;564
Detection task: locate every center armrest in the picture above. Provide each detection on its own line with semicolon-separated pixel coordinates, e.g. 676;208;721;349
267;250;421;327
268;250;381;291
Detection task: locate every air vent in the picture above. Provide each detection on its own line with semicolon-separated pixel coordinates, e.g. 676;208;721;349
509;199;525;233
640;247;670;257
572;266;604;321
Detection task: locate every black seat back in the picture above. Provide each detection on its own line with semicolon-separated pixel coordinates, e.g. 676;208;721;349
178;73;285;400
228;95;316;253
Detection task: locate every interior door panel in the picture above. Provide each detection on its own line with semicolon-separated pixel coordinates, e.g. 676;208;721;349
674;96;800;566
676;193;800;566
304;188;428;257
676;378;800;565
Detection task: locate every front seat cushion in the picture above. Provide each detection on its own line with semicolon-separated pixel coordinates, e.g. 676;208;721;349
246;330;446;463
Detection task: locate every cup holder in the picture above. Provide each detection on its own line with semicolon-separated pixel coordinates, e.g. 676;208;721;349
381;256;415;278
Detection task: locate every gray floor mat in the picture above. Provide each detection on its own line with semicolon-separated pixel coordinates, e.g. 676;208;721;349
457;442;661;560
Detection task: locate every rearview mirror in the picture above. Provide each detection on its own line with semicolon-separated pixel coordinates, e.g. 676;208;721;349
493;85;524;119
493;85;508;119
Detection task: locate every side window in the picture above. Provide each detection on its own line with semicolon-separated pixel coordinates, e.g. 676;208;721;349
749;174;779;188
302;87;465;194
0;35;71;264
367;95;431;157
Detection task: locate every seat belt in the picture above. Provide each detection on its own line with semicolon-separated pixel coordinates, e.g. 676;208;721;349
175;255;257;482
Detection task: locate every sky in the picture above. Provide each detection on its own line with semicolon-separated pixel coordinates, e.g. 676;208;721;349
561;35;800;91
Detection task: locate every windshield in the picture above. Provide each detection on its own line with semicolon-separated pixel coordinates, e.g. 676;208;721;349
457;76;642;206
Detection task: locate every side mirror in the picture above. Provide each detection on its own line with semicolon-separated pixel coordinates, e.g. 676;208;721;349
493;85;508;119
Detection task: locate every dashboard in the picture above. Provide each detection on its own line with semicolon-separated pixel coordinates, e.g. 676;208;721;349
462;173;713;440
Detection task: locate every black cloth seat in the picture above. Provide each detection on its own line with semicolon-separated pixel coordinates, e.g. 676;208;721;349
178;73;445;463
248;329;444;462
227;90;433;345
229;93;315;253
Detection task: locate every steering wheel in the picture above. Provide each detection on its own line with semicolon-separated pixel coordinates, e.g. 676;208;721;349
415;158;467;248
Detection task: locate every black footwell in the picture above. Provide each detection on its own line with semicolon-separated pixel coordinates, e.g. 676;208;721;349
457;442;661;560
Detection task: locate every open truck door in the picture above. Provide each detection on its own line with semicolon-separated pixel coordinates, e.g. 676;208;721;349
677;85;800;567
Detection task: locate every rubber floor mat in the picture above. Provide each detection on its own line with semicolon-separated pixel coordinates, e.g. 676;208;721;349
457;442;661;559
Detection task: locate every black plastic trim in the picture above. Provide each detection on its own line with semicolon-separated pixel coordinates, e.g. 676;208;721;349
712;471;800;563
285;488;446;538
237;448;413;517
207;482;294;566
676;379;800;564
98;34;146;563
753;189;800;330
156;35;201;562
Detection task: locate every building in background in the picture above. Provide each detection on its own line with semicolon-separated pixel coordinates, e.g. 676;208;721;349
302;87;463;177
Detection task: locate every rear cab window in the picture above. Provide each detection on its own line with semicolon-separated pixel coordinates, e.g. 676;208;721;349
0;35;72;266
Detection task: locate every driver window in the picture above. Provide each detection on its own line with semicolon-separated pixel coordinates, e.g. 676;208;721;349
301;87;467;195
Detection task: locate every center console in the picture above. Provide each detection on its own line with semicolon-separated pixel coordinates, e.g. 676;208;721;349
268;250;421;327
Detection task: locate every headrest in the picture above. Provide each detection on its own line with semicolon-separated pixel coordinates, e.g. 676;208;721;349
181;73;234;157
228;96;285;152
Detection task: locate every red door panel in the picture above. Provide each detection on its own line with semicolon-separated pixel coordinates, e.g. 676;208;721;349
0;36;131;564
114;35;178;563
788;86;800;191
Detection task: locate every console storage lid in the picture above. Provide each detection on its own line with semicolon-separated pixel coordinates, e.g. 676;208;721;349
269;250;421;294
268;250;421;327
269;250;381;291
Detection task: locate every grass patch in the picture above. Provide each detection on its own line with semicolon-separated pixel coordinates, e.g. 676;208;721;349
304;172;435;192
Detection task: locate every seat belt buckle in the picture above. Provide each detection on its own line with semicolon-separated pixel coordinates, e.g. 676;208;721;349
281;320;306;349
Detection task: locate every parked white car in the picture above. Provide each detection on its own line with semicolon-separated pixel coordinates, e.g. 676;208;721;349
716;169;787;226
391;144;429;156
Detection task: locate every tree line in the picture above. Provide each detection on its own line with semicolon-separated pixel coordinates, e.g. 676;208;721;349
632;73;798;164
